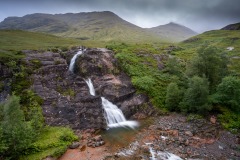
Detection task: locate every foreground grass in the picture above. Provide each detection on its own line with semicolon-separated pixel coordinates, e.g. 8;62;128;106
20;126;78;160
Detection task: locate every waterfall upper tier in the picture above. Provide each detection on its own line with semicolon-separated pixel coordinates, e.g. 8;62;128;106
69;49;83;72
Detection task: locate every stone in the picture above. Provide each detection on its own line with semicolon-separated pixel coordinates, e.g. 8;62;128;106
185;131;193;137
93;135;102;142
210;116;217;124
69;142;80;149
80;145;86;152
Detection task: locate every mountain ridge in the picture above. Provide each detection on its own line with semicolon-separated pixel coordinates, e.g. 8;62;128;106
0;11;197;42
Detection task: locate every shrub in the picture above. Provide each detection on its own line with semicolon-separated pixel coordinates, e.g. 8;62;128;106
215;76;240;112
165;82;182;111
180;76;211;114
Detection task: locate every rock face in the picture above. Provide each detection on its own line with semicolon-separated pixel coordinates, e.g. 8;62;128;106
23;50;106;129
0;63;13;102
221;22;240;30
9;47;154;130
74;48;155;119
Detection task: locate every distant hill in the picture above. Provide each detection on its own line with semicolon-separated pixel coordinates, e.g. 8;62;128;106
0;11;196;42
148;22;197;42
221;22;240;30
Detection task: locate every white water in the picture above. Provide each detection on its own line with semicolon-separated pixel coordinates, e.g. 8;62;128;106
145;143;182;160
157;151;182;160
69;49;83;72
84;79;139;129
85;78;96;96
145;143;156;160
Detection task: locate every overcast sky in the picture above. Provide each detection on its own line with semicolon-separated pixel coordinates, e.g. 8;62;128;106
0;0;240;33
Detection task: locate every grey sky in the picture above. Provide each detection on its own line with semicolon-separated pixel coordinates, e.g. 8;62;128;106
0;0;240;33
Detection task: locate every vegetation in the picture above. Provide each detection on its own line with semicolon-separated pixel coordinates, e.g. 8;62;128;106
0;12;196;43
0;30;80;159
0;95;78;160
108;42;240;132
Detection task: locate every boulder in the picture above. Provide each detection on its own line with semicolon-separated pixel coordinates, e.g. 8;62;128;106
69;142;80;149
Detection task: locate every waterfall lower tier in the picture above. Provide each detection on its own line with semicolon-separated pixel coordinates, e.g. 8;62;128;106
84;79;139;129
69;49;83;72
101;97;139;129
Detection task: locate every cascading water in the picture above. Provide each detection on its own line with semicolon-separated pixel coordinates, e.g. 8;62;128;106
85;78;96;96
69;49;83;72
69;50;138;129
85;79;139;129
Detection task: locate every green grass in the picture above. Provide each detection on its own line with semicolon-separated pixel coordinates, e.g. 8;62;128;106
20;126;78;160
172;30;240;59
171;30;240;75
0;30;82;51
107;43;179;109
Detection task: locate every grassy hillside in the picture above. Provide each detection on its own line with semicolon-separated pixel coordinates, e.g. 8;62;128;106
170;30;240;75
0;30;83;61
0;30;81;51
174;30;240;57
0;11;196;43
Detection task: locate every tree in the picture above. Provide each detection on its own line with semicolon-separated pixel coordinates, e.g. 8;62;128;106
2;95;34;158
187;46;228;92
165;82;182;111
180;76;211;114
215;76;240;112
164;57;183;77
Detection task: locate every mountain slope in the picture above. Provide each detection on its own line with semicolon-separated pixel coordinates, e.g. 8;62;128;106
148;22;197;42
0;11;196;43
171;29;240;75
221;22;240;30
0;11;161;43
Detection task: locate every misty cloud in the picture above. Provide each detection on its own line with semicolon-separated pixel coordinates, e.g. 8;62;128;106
0;0;240;32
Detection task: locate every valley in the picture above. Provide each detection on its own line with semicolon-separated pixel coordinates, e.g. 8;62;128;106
0;11;239;160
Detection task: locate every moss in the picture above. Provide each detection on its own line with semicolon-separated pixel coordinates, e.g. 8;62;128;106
30;59;42;69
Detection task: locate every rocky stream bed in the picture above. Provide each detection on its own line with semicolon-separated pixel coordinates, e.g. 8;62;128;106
59;113;240;160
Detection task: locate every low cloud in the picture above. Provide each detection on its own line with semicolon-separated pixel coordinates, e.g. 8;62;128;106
0;0;240;32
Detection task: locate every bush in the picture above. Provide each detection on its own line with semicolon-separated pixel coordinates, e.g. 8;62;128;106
215;76;240;112
1;95;34;159
165;82;182;111
132;76;155;91
180;76;211;114
218;107;240;133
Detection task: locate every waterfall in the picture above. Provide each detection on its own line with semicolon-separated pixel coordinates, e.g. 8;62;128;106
69;51;138;129
85;78;96;96
69;49;83;72
84;79;139;129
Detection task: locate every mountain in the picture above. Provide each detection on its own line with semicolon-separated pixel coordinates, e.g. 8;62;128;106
148;22;197;42
221;22;240;30
0;11;196;42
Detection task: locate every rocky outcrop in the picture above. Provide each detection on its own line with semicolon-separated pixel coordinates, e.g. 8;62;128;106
14;47;155;130
74;48;156;119
23;50;106;129
221;22;240;30
0;63;13;102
